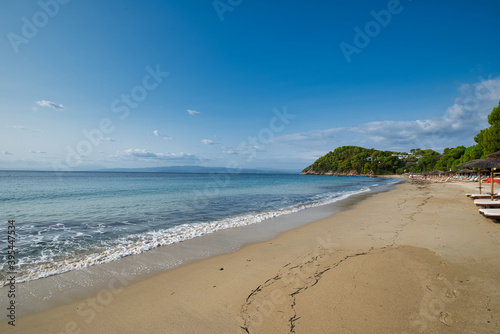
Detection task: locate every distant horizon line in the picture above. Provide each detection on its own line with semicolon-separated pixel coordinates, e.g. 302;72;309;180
0;165;301;174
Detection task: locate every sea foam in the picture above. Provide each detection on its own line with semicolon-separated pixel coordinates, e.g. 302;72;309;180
1;187;371;286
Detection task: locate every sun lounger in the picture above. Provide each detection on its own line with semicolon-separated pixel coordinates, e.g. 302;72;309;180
467;193;500;199
479;208;500;219
474;199;500;208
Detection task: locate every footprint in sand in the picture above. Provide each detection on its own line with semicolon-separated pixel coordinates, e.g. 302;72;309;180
439;312;452;326
437;273;446;280
445;289;458;299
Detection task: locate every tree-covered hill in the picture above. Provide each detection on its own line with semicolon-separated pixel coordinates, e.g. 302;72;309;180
300;146;483;175
301;100;500;176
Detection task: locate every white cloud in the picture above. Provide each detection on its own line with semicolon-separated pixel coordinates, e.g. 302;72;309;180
221;146;238;155
9;125;42;132
201;139;214;145
274;128;345;142
220;144;263;155
238;144;263;153
187;109;200;115
35;100;64;112
125;149;156;158
275;76;500;152
98;137;117;142
122;149;199;163
155;152;194;159
153;130;173;141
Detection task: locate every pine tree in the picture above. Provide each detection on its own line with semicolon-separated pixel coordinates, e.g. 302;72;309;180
474;100;500;156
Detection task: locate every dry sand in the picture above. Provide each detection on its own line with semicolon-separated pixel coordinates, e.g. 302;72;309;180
2;180;500;333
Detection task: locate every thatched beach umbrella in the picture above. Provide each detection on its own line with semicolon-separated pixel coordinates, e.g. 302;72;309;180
459;169;475;174
487;150;500;159
427;170;444;179
458;158;500;200
451;169;471;178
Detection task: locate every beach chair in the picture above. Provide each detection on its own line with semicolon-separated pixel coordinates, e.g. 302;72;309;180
474;199;500;208
479;208;500;220
467;193;500;199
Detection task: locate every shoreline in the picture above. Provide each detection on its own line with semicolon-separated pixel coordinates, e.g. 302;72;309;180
2;180;500;333
0;178;398;319
0;174;394;290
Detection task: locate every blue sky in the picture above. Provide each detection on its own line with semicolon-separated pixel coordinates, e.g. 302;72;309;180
1;0;500;171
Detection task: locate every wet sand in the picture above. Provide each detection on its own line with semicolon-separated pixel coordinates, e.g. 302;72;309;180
2;180;499;333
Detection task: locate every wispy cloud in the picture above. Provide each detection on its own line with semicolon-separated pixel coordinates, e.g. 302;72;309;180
34;100;65;112
98;137;117;142
3;151;14;155
29;150;47;154
275;128;345;142
153;130;173;141
275;76;500;153
220;144;263;155
201;139;214;145
124;149;156;158
122;149;199;163
8;125;42;132
187;109;200;115
221;146;238;155
239;144;262;153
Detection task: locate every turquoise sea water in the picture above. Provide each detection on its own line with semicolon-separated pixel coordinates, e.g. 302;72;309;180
0;171;398;286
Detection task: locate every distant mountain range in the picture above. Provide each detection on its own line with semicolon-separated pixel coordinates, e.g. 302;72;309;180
97;165;298;174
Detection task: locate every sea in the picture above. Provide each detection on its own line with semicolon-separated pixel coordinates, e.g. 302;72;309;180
0;171;399;288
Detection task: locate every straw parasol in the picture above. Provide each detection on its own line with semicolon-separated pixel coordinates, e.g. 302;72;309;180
451;169;475;178
487;150;500;159
455;169;475;174
457;158;500;200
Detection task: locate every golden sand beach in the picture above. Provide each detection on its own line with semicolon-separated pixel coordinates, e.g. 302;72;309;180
2;180;500;333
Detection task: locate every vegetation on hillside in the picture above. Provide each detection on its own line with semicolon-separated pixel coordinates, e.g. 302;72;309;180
302;100;500;175
474;100;500;155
